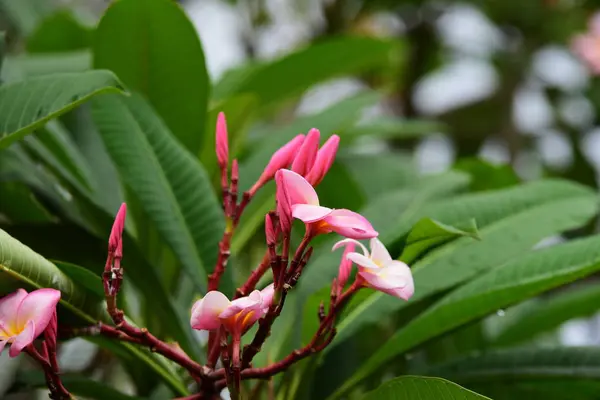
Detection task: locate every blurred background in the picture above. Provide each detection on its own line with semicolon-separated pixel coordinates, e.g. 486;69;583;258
3;0;600;398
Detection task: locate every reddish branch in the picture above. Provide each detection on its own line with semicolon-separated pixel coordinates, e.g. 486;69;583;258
235;251;270;298
26;344;72;400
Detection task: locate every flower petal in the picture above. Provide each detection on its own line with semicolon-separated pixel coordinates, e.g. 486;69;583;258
369;238;392;265
190;291;230;331
291;204;332;223
260;284;275;309
332;238;369;257
347;252;379;270
279;169;320;206
220;295;261;319
324;209;378;239
359;261;414;301
9;320;35;357
16;289;61;338
0;289;28;328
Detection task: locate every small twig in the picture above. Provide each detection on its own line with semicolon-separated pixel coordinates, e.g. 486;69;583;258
235;251;270;298
26;344;72;400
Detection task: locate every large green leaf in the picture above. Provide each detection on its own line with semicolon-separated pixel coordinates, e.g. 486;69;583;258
0;229;187;395
341;117;445;141
492;283;600;347
213;36;403;107
94;0;209;154
361;376;490;400
328;179;598;351
332;234;600;398
400;218;480;264
92;94;224;292
423;346;600;384
0;70;124;149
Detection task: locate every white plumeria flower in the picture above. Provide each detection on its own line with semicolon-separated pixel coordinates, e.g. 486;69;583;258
332;238;414;300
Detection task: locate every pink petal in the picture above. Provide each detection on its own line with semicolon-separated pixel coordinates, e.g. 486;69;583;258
219;295;261;319
216;112;229;168
332;239;369;257
590;12;600;35
16;289;61;338
109;203;127;257
347;252;379;270
291;128;320;176
279;169;320;206
369;238;392;266
190;291;230;331
306;134;340;186
9;320;35;357
291;204;332;223
324;209;378;239
337;242;355;289
359;261;414;301
0;289;28;324
275;171;293;234
260;284;275;309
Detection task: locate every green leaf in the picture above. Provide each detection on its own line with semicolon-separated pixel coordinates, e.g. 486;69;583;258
454;158;520;192
0;228;188;395
361;376;490;400
341;117;445;140
0;181;55;223
94;0;209;154
328;179;598;353
2;51;91;81
339;152;416;200
0;227;102;323
27;10;91;53
92;94;224;292
54;260;105;299
213;36;403;106
0;31;5;74
400;218;480;264
15;371;144;400
333;234;600;398
0;70;125;149
492;283;600;347
423;346;600;384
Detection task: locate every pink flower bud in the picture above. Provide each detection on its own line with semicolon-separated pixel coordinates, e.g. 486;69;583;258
291;128;320;176
306;135;340;186
216;112;229;168
250;134;305;195
275;170;293;235
0;288;61;357
336;241;355;290
109;203;127;259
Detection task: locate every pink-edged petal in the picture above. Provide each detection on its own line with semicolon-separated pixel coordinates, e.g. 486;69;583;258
291;128;320;176
324;209;378;239
279;169;320;206
190;291;230;331
0;289;28;323
359;261;414;301
260;284;275;309
369;238;392;265
16;289;61;338
220;296;261;319
347;252;379;270
332;239;369;257
9;320;35;357
291;204;332;223
305;134;340;186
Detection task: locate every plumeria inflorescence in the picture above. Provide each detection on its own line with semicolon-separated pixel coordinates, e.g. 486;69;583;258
0;112;414;400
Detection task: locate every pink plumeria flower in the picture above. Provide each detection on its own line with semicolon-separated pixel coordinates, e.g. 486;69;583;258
333;238;414;300
276;169;378;240
0;288;61;357
190;284;274;336
572;12;600;74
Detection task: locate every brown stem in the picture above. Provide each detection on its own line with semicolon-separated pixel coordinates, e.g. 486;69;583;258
26;344;72;400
